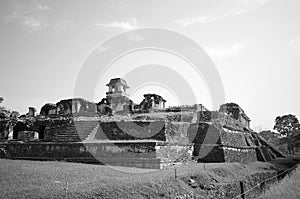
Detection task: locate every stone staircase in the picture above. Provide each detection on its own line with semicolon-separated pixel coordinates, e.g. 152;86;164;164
50;121;100;142
252;134;285;162
84;123;100;141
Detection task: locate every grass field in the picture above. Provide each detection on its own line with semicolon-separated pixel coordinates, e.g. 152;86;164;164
258;165;300;199
0;158;297;199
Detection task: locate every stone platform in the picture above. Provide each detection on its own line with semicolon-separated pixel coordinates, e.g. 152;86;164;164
0;117;285;169
0;140;193;169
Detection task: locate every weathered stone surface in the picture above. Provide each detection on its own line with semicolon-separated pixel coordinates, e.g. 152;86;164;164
220;130;248;147
223;147;257;163
187;123;221;144
189;123;258;163
95;121;166;141
0;120;9;140
44;119;99;142
195;145;256;164
40;103;56;116
0;142;162;169
156;143;193;167
165;122;190;144
2;115;284;168
196;145;225;162
17;131;37;141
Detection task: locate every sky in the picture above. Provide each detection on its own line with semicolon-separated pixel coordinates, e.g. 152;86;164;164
0;0;300;131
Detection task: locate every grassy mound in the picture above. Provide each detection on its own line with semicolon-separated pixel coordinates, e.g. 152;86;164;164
0;158;282;199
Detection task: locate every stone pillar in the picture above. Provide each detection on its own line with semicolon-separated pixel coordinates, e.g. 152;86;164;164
151;98;155;108
72;101;76;113
28;107;36;117
117;84;122;92
159;101;162;109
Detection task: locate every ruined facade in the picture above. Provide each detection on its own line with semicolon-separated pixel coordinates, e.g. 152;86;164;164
219;103;251;128
27;107;36;117
56;98;96;115
40;103;56;116
138;94;166;111
0;77;285;169
40;98;97;117
97;78;132;114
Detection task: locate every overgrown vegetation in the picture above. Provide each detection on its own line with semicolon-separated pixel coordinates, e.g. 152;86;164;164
259;114;300;155
0;97;19;120
258;165;300;199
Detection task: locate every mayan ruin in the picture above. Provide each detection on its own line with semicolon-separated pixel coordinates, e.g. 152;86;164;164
1;1;300;198
0;78;286;169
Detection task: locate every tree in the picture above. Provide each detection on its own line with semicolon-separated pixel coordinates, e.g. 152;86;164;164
273;114;300;155
0;97;19;120
274;114;300;137
0;97;9;119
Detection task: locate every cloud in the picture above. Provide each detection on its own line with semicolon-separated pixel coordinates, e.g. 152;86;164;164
21;17;49;32
93;18;138;31
175;0;270;27
4;3;70;33
175;7;249;27
4;3;51;22
206;41;249;60
175;16;217;26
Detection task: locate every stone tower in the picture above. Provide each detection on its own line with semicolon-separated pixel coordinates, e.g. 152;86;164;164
105;78;131;113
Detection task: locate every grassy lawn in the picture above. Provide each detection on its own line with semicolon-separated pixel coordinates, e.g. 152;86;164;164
0;158;292;199
258;164;300;199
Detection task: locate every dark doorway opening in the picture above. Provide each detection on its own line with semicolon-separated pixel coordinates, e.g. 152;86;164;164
13;122;28;139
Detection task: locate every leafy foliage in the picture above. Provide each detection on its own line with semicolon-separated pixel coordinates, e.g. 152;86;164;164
273;114;300;138
0;97;19;120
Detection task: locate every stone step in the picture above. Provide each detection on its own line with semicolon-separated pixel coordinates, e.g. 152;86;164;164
84;124;100;141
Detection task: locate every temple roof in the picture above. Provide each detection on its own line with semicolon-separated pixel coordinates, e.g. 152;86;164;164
106;78;129;88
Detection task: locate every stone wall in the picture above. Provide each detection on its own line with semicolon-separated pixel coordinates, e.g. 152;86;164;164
3;115;284;168
212;112;251;131
188;122;258;163
95;121;166;141
223;147;257;163
156;143;194;168
220;130;248;147
132;112;196;123
195;145;225;162
95;121;192;143
0;142;162;169
44;119;98;142
0;120;9;139
17;131;37;141
194;145;257;163
187;122;221;144
165;122;190;144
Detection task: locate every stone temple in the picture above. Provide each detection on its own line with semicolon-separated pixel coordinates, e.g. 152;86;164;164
0;78;285;169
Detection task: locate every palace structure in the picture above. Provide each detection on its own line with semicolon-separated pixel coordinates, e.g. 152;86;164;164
0;78;285;169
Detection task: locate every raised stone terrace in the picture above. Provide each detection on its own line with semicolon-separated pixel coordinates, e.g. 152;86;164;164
0;111;285;169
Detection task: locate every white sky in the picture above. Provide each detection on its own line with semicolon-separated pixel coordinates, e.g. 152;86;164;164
0;0;300;131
